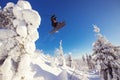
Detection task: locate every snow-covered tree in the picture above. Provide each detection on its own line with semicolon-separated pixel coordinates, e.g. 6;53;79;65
0;1;41;80
82;55;85;62
54;40;66;67
66;53;72;67
92;25;120;80
86;54;95;70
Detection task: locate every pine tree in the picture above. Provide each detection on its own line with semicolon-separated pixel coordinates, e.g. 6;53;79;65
86;54;95;70
66;53;72;67
54;40;66;67
92;25;120;80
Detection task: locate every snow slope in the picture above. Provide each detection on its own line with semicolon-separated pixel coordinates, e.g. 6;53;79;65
30;51;100;80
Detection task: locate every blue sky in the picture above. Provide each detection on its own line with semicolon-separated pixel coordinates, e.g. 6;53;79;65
1;0;120;57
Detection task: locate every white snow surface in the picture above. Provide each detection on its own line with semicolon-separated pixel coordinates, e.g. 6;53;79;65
0;1;100;80
0;29;17;39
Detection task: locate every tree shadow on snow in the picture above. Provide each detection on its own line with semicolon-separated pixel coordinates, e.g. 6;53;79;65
30;63;57;80
30;63;74;80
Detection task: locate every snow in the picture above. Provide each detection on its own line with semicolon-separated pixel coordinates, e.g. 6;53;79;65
31;52;100;80
17;0;32;9
0;29;17;39
16;25;27;37
22;10;41;28
93;24;100;33
0;0;101;80
13;5;23;20
4;2;15;10
1;56;13;80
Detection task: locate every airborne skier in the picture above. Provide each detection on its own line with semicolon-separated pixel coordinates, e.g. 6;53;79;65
50;14;65;34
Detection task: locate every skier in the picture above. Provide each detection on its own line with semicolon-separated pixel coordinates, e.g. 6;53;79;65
51;14;58;28
49;14;65;34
